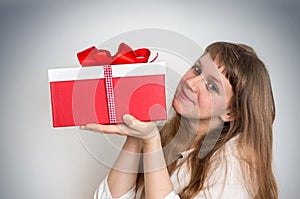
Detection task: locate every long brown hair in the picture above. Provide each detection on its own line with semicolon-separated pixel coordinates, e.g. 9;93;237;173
136;42;278;199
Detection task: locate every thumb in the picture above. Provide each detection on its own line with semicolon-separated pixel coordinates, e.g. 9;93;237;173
122;114;135;126
122;114;145;131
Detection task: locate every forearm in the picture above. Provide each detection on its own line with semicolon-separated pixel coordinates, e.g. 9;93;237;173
107;136;142;198
143;134;173;199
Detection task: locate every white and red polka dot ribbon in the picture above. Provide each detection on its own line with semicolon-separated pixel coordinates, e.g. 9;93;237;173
103;65;117;124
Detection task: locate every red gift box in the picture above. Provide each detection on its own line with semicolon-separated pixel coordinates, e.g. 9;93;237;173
48;62;167;127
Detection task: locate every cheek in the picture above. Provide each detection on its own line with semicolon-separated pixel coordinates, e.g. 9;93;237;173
197;94;213;110
210;98;228;115
195;97;214;119
172;96;181;113
197;94;226;116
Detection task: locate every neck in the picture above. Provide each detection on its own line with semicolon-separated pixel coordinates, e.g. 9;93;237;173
184;117;223;149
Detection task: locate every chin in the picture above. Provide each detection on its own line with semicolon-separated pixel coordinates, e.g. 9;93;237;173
172;98;203;120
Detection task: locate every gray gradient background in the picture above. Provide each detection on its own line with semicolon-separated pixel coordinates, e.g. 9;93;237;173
0;0;299;198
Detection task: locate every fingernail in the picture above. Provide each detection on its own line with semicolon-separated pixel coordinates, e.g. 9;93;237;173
79;126;86;130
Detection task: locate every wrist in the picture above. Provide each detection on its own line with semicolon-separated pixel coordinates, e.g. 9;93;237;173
142;133;162;153
126;136;140;143
122;136;142;153
142;132;161;144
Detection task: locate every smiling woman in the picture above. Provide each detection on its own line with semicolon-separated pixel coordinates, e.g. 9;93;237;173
172;53;234;125
82;41;278;199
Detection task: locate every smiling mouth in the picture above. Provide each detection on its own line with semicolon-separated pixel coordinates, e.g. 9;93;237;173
179;89;194;104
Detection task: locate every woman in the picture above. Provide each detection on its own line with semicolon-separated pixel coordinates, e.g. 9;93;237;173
81;42;278;199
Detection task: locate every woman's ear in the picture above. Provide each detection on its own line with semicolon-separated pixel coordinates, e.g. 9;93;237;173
220;110;235;122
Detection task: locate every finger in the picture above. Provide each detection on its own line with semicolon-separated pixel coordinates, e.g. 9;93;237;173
84;123;126;135
123;114;158;133
116;122;151;138
122;114;145;131
79;125;86;130
122;115;159;139
116;123;141;136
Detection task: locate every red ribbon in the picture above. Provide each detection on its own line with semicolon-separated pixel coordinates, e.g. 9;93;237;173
77;43;158;66
76;43;158;124
103;65;117;124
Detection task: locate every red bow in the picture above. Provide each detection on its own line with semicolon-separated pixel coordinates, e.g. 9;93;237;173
77;43;158;66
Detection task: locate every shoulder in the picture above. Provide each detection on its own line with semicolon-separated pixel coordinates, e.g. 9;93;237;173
208;136;244;184
199;136;252;198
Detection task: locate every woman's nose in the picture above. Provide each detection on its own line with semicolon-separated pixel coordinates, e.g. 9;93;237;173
185;75;205;93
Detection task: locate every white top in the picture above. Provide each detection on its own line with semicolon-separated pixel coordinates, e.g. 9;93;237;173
94;137;252;199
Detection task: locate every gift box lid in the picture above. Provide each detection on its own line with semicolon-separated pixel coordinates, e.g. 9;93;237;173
48;62;166;82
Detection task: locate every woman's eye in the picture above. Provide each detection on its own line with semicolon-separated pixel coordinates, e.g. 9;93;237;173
207;82;218;92
193;65;202;75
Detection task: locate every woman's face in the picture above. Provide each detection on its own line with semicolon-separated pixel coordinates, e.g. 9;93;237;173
172;53;233;124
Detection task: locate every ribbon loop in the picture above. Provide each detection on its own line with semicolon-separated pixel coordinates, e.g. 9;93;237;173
77;43;157;66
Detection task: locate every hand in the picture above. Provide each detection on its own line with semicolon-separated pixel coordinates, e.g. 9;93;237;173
80;114;160;142
80;122;127;136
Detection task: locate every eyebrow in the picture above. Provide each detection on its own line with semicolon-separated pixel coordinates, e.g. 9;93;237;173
196;60;223;87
